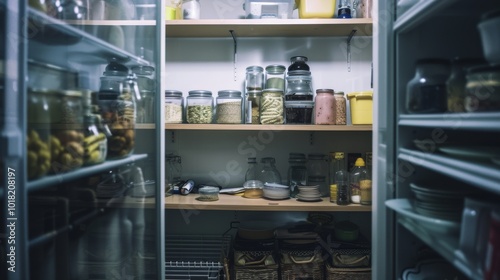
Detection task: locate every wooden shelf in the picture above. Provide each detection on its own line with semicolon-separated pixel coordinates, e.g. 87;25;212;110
166;18;373;37
165;123;372;131
165;194;372;212
63;20;156;26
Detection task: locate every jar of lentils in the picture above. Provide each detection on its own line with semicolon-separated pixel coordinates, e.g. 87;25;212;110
216;90;242;124
165;90;184;123
260;88;284;124
186;90;214;124
334;91;347;125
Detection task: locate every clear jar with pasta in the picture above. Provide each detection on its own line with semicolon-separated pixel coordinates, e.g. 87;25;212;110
186;90;214;124
216;90;242;124
27;88;52;180
165;90;184;123
260;88;284;124
334;91;347;125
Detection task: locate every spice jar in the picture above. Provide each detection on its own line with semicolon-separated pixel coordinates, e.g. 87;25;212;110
334;91;347;125
216;90;242;124
260;88;284;124
245;89;261;124
406;59;450;114
465;65;500;112
27;88;52;180
186;90;214;124
314;89;336;125
245;66;264;91
446;58;483;113
164;90;184;123
285;75;313;101
265;64;286;90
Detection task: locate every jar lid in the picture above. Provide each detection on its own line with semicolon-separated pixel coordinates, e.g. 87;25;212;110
247;157;257;163
290;56;308;62
265;64;286;74
188;90;212;97
246;65;264;72
218;90;242;97
308;153;327;159
286;75;312;81
243;180;264;189
103;61;128;76
165;90;182;97
316;88;334;94
334;91;345;96
289;153;306;160
132;65;155;76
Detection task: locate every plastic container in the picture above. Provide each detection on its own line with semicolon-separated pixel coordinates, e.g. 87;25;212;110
186;90;214;124
347;90;373;124
197;186;220;201
165;90;184;123
260;88;284;124
244;0;295;19
296;0;336;19
265;64;286;90
216;90;242;124
349;157;369;204
465;65;500;112
314;88;335;125
285;100;314;124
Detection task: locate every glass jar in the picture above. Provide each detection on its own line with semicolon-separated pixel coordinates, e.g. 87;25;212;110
284;100;314;124
164;90;184;124
245;89;261;124
216;90;242;124
334;91;347;125
406;59;450;114
245;66;264;91
83;114;108;166
27;88;52;180
260;88;284;124
258;157;282;184
165;154;182;192
465;65;500;112
265;64;286;90
446;58;483;113
182;0;200;19
288;56;310;72
245;157;259;181
287;153;307;197
186;90;214;124
285;75;313;101
314;89;336;125
306;153;329;178
132;64;156;123
329;152;345;203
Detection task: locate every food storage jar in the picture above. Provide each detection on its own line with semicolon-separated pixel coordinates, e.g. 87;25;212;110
83;114;108;166
287;153;307;197
465;64;500;112
164;90;184;123
306;153;328;177
406;59;450;114
182;0;200;19
132;63;156;123
243;180;264;199
284;100;314;124
216;90;242;124
285;75;313;100
245;157;259;181
265;64;286;90
27;88;52;180
296;0;336;18
245;66;264;91
165;154;182;192
258;157;282;184
347;90;373;124
288;56;310;72
186;90;214;124
446;58;484;113
334;91;347;124
245;89;262;124
197;186;220;201
260;88;284;124
314;89;335;125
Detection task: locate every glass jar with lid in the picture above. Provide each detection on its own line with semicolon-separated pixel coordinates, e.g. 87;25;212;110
314;89;335;125
288;56;310;72
285;75;313;101
465;64;500;112
446;58;483;113
334;91;347;125
216;90;242;124
406;59;450;114
83;114;108;166
245;66;264;91
132;62;156;123
258;157;282;184
27;88;52;180
306;153;329;179
265;64;286;90
245;89;261;124
287;153;307;197
186;90;214;124
260;88;284;124
165;90;184;124
165;154;183;193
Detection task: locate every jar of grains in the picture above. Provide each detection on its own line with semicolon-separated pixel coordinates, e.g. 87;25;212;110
260;88;284;124
164;90;184;123
334;91;347;125
245;89;261;124
314;89;335;125
216;90;242;124
186;90;214;124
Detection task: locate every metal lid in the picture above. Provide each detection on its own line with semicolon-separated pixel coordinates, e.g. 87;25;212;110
290;56;308;62
334;91;345;96
246;65;264;72
188;90;212;97
316;88;334;94
287;70;311;76
218;90;242;97
165;90;183;97
103;61;128;76
286;75;312;81
265;64;286;74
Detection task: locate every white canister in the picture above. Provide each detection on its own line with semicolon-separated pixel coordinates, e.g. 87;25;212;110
182;0;200;19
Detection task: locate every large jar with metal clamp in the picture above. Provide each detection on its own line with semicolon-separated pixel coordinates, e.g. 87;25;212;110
97;61;141;159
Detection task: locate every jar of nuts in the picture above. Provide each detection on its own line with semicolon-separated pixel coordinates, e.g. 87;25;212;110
334;91;347;125
186;90;214;124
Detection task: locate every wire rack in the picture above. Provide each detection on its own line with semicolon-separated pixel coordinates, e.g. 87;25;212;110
165;235;231;280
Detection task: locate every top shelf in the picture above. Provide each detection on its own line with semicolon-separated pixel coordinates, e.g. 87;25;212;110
165;19;373;37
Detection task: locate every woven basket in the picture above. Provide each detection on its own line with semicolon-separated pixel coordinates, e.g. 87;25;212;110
325;262;371;280
234;264;279;280
279;248;324;280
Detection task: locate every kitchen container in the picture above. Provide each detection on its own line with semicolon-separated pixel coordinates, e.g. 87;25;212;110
287;56;310;74
285;75;313;100
27;88;52;180
260;88;284;124
245;66;264;91
197;186;220;201
245;157;259;181
165;154;182;192
349;157;368;204
265;64;286;90
405;59;449;114
446;58;484;113
186;90;214;124
287;153;308;197
329;152;346;204
243;180;264;199
347;90;373;124
182;0;200;19
82;114;108;166
478;10;500;65
245;89;262;124
132;63;155;123
258;157;282;184
284;100;314;124
164;90;184;123
306;153;329;178
465;64;500;112
314;88;335;124
216;90;242;124
334;91;347;124
296;0;336;18
244;0;295;19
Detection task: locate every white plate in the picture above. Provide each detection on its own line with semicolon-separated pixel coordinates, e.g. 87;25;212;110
385;199;460;234
438;145;500;162
402;259;468;280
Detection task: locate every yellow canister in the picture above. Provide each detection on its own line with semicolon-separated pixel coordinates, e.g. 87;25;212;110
296;0;336;19
347;90;373;125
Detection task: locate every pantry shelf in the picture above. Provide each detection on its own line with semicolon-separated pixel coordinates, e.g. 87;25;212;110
165;124;372;131
165;194;372;212
398;113;500;131
165;19;373;37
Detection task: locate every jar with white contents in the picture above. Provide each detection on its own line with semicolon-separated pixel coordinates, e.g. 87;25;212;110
216;90;242;124
164;90;184;124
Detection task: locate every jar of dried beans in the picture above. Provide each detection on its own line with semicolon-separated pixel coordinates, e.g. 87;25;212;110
186;90;214;124
260;88;284;124
216;90;242;124
334;91;347;125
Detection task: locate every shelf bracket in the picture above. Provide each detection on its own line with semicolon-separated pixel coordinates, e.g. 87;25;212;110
346;29;357;72
229;30;237;81
309;132;314;146
170;131;175;143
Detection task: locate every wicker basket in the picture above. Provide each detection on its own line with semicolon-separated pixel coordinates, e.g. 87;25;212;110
234;264;279;280
279;246;324;280
233;237;279;280
325;262;371;280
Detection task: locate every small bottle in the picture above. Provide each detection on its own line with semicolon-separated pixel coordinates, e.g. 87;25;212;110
314;89;336;125
265;64;286;90
335;155;350;205
258;157;282;184
245;157;259;181
349;157;367;204
334;91;347;125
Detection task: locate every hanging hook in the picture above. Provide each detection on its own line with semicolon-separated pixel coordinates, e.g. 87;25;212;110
346;29;357;72
229;30;237;81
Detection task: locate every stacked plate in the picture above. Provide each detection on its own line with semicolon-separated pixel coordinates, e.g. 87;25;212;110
410;183;469;221
296;185;322;202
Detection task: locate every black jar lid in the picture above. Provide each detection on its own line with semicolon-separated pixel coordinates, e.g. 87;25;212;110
104;61;128;76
